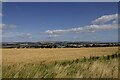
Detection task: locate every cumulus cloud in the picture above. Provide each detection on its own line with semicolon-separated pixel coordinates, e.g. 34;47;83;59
84;24;117;32
16;33;32;39
92;14;118;25
45;13;118;37
45;24;117;35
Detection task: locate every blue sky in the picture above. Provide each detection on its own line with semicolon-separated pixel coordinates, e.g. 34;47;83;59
2;2;118;42
3;0;120;2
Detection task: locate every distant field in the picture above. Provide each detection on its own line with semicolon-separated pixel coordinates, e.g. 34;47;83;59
2;47;118;64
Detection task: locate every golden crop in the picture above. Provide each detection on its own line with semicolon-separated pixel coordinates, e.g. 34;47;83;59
2;47;118;64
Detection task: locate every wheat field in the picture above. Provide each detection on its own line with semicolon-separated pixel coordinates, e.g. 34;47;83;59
2;47;119;78
2;47;118;64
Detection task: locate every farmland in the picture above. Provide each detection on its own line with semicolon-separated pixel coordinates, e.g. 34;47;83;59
2;47;118;64
2;47;119;78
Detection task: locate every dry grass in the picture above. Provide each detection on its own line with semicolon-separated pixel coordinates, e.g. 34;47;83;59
2;47;118;64
2;47;119;78
2;54;119;78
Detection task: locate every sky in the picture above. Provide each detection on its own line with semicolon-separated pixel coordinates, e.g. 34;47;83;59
0;1;2;43
2;2;118;42
2;0;120;2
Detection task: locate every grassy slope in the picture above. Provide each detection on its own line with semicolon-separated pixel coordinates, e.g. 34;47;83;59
3;51;119;78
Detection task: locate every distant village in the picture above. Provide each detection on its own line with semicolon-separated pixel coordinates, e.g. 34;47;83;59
1;41;120;48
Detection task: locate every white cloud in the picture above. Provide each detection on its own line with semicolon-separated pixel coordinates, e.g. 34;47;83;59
92;14;118;25
0;23;16;35
84;24;117;32
0;13;2;16
48;34;59;38
16;33;32;39
0;24;16;30
45;24;117;35
112;20;118;24
0;23;2;30
45;13;118;37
